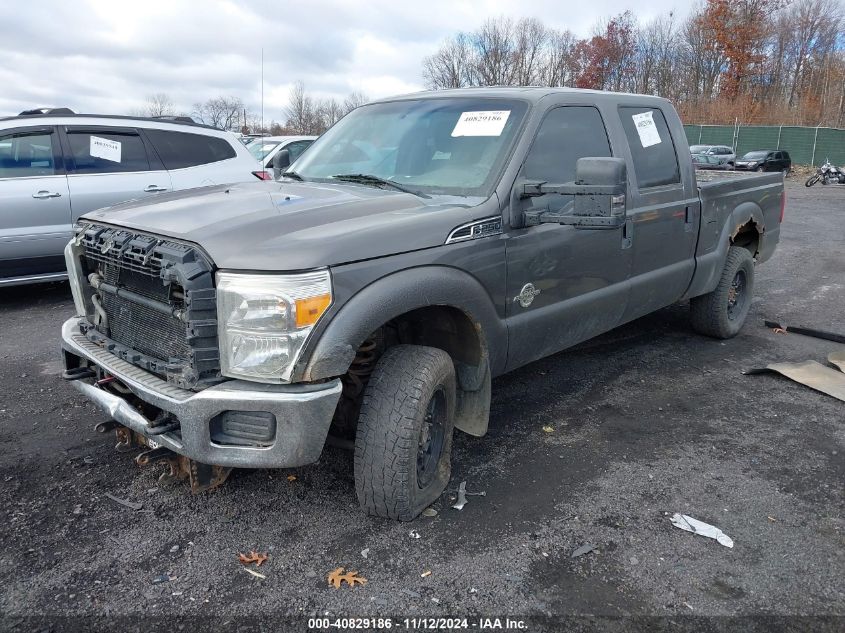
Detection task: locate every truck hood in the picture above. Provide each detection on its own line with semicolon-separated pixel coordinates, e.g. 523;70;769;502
82;181;485;270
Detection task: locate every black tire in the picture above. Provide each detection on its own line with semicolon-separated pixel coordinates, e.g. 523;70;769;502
805;175;820;187
755;165;764;172
354;345;456;521
690;246;755;339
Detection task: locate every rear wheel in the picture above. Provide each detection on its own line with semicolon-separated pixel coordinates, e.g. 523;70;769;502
354;345;455;520
690;246;755;339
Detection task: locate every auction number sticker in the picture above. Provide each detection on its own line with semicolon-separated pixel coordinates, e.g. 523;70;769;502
451;111;510;137
90;135;122;162
631;111;661;148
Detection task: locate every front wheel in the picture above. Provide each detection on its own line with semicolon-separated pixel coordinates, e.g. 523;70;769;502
690;246;755;339
354;345;456;520
806;174;820;187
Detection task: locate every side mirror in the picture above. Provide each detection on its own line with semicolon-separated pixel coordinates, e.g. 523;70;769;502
519;157;628;229
272;149;291;180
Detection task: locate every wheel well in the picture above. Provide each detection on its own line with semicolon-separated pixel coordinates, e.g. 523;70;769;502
731;220;761;257
388;305;484;368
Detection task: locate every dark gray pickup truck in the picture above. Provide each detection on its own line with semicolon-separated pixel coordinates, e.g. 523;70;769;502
61;88;785;520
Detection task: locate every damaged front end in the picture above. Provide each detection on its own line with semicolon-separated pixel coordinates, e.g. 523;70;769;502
62;223;342;490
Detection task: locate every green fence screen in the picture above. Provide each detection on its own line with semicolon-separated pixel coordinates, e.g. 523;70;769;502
683;124;845;165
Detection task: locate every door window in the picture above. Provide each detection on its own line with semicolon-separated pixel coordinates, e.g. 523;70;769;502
144;130;236;169
285;140;312;163
66;129;150;173
618;107;680;188
520;106;612;213
0;130;57;178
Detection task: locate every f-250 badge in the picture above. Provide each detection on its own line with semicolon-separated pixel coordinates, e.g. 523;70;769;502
514;283;541;308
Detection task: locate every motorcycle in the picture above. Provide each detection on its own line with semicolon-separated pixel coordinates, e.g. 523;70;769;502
805;159;845;187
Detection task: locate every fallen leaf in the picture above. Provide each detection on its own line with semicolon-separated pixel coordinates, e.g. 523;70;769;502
287;475;297;482
327;567;367;589
767;516;777;522
542;425;554;433
420;570;432;578
238;551;269;567
772;328;787;335
422;508;438;517
243;568;266;580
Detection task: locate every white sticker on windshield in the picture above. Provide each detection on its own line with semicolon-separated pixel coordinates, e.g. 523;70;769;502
90;136;122;163
631;111;661;148
451;111;511;137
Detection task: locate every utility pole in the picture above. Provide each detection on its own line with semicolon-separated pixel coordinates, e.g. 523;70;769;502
261;47;264;135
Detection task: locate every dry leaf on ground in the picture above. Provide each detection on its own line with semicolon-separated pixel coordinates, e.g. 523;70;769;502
327;567;367;589
238;551;269;566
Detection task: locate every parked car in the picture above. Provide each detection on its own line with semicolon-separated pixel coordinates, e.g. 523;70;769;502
0;108;266;287
248;136;316;173
689;144;735;166
734;150;792;173
62;88;784;520
692;154;732;170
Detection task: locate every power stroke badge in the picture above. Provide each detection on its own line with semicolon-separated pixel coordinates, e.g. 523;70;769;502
513;283;541;308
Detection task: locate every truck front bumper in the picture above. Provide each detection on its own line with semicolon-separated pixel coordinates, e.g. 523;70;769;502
61;317;342;469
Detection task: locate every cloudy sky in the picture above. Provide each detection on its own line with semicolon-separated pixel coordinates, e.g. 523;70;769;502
0;0;691;121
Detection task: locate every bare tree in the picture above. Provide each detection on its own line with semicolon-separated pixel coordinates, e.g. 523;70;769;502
513;18;549;86
474;17;518;86
542;29;578;86
423;33;475;89
193;96;245;130
142;93;175;117
343;91;369;114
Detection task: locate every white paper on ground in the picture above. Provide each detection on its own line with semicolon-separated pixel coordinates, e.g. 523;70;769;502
451;111;510;137
90;136;122;163
631;111;662;148
670;513;734;548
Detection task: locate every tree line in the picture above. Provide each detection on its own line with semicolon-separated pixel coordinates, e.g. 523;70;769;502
422;0;845;127
133;82;369;135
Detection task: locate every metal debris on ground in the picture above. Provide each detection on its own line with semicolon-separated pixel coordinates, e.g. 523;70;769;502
452;481;468;510
422;508;438;517
409;530;421;539
670;513;734;548
243;568;267;580
327;568;367;588
238;551;269;566
764;320;845;344
103;493;143;511
571;543;598;558
745;360;845;402
152;574;175;584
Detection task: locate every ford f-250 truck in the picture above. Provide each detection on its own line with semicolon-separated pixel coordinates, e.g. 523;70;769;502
61;88;785;520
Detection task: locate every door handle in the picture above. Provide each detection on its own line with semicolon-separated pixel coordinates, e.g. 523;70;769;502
144;185;168;193
32;190;62;199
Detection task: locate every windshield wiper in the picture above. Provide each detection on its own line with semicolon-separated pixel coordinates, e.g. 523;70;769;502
280;171;304;181
331;174;430;198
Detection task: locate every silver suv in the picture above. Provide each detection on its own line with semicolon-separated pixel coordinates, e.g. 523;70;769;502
0;109;263;286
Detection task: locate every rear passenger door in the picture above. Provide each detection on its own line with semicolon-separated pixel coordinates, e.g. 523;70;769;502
0;126;72;279
617;106;698;322
60;126;172;220
143;129;240;189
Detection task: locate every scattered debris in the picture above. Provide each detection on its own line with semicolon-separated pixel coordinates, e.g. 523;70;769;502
243;568;266;580
422;508;438;517
772;327;787;334
361;548;370;559
764;320;845;344
542;425;555;433
683;602;694;611
72;504;82;515
571;543;597;558
746;360;845;402
504;574;522;583
452;481;468;510
670;513;734;548
327;568;367;588
767;516;777;522
409;530;421;539
238;551;269;567
104;493;143;511
83;456;94;465
401;588;422;598
152;574;175;584
829;351;845;373
170;545;179;553
287;475;297;482
420;570;432;578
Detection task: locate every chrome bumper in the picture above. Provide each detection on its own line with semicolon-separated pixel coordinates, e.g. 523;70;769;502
61;318;342;468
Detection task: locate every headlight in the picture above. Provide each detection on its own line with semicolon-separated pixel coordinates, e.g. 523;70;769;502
217;271;332;383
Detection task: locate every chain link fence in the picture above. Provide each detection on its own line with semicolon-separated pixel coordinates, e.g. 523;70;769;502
683;124;845;166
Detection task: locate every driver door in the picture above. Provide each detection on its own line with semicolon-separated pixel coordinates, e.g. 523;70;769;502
505;106;632;371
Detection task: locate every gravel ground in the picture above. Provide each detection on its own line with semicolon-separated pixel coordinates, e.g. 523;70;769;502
0;180;842;632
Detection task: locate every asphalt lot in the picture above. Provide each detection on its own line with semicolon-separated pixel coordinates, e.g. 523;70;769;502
0;180;842;632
